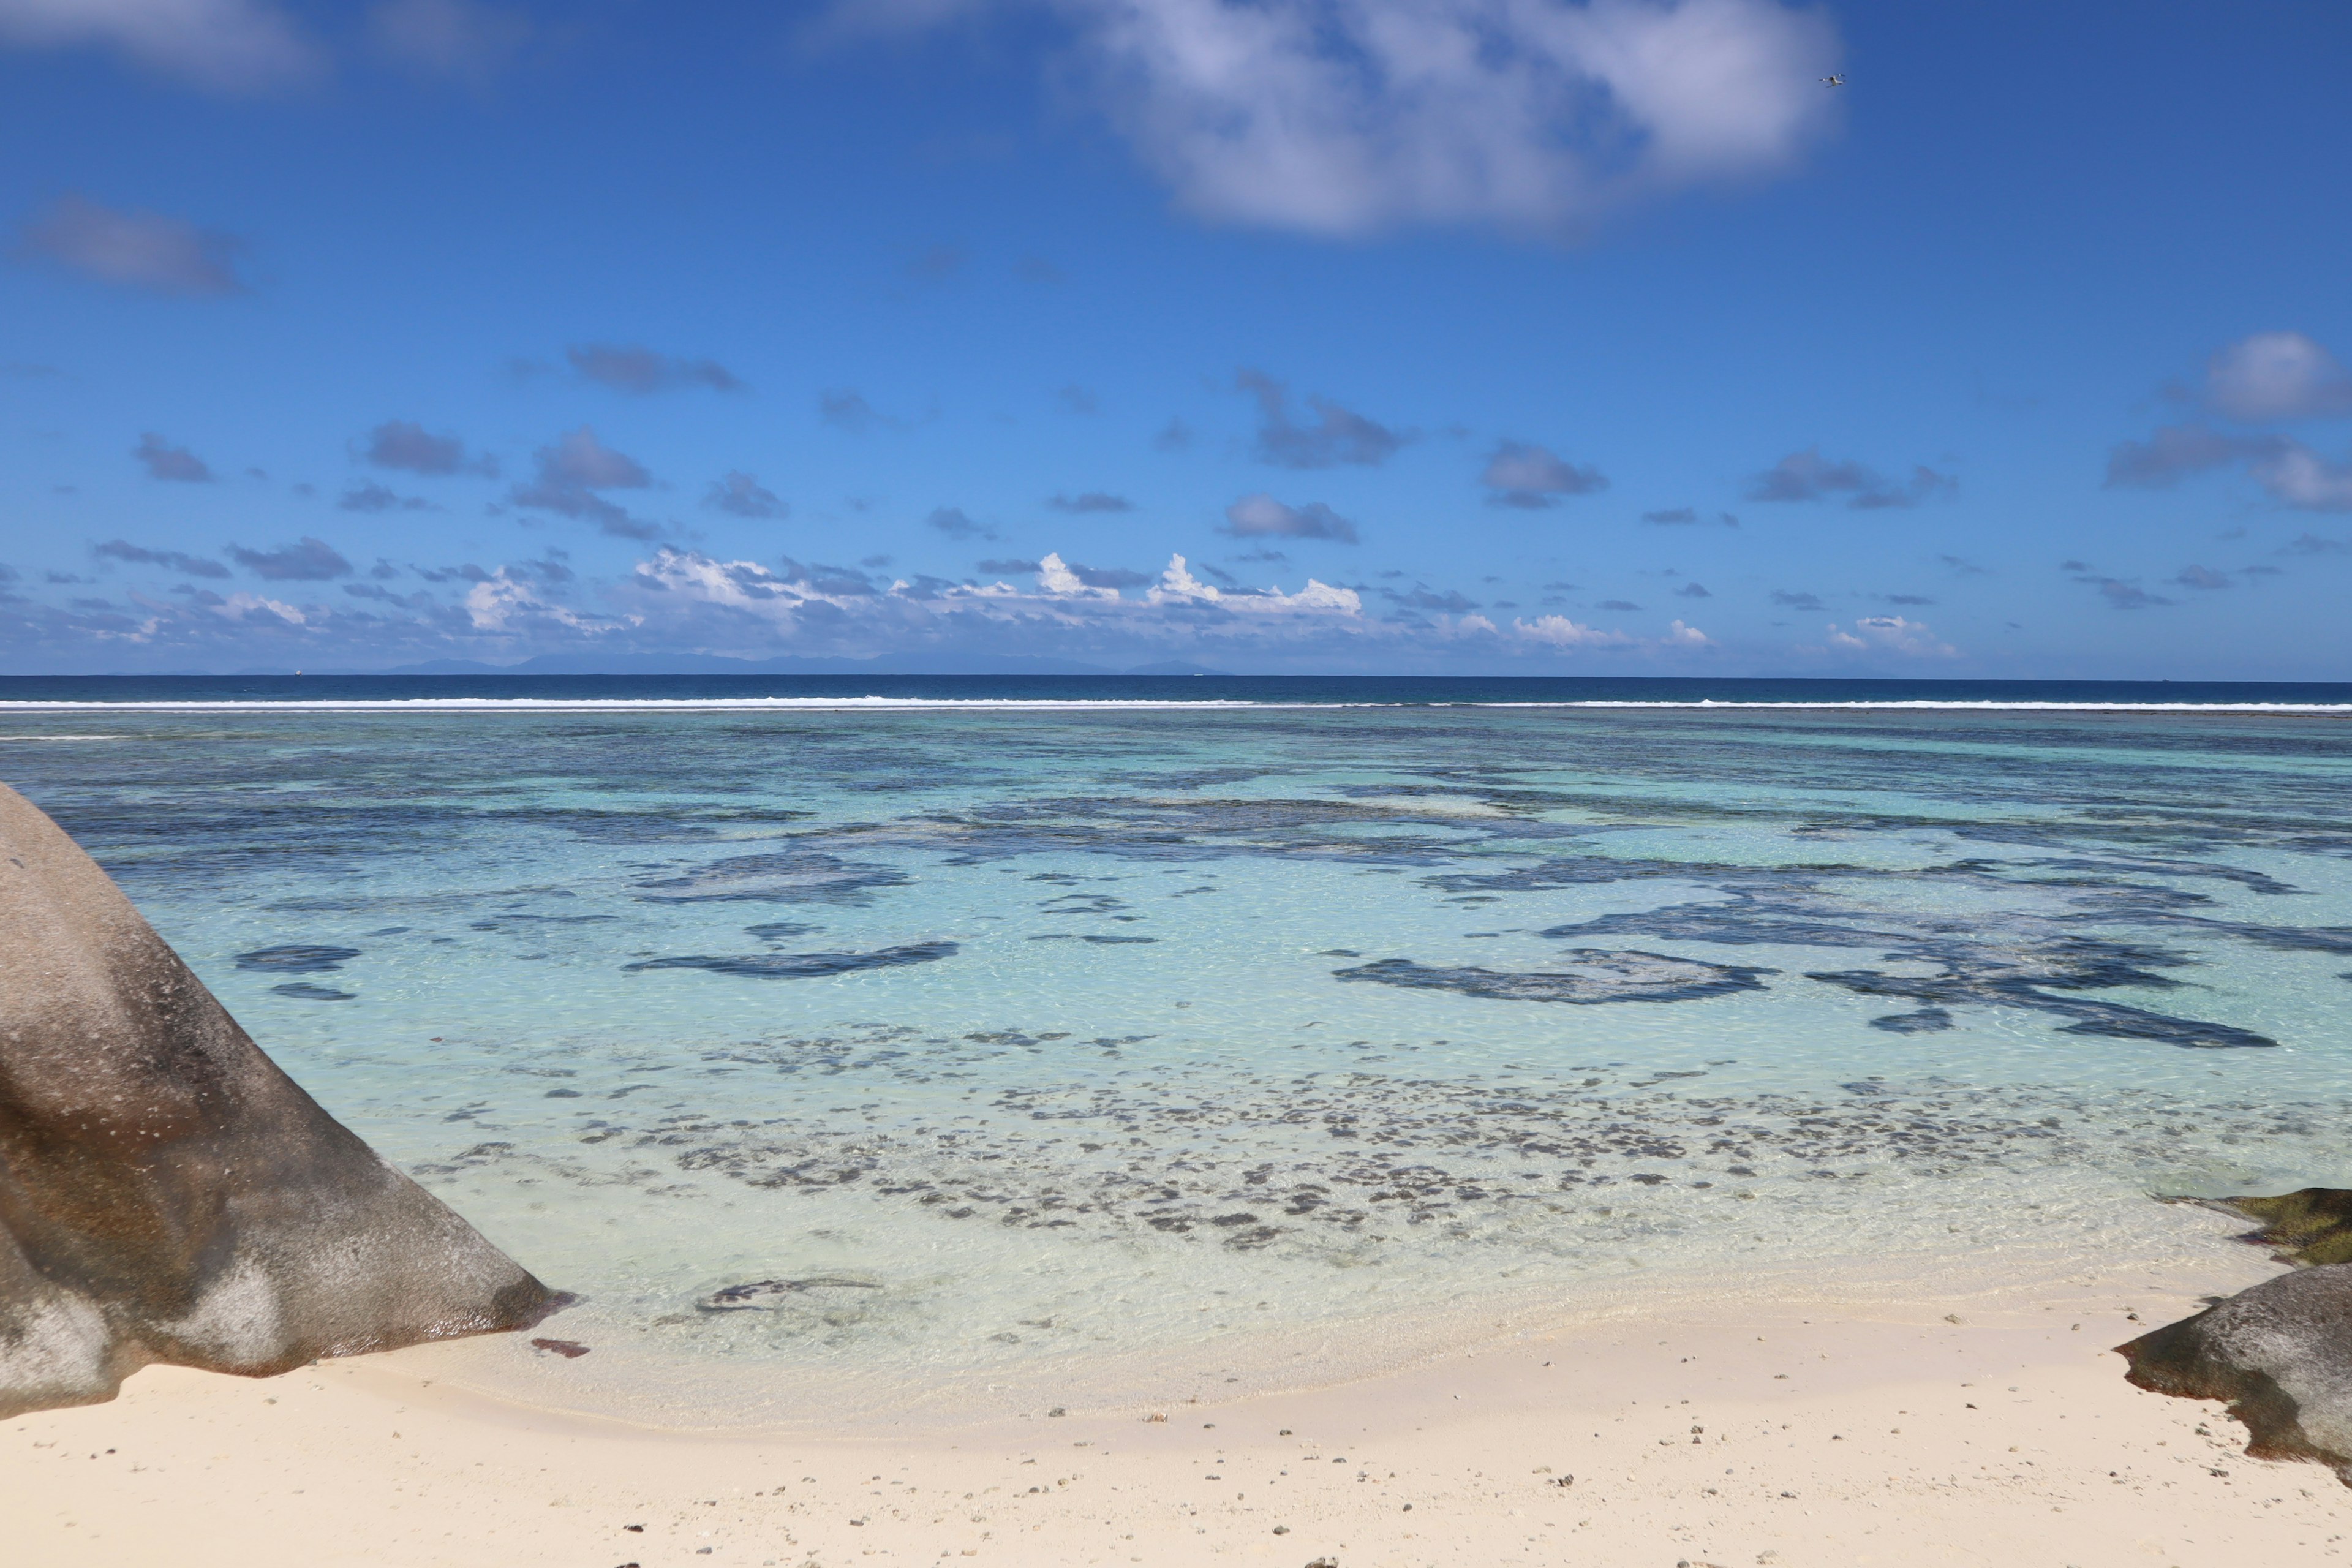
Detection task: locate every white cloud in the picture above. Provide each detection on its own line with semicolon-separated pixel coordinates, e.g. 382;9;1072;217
0;0;316;91
1664;618;1709;645
2250;442;2352;512
2206;331;2352;423
1512;613;1632;648
216;591;306;626
1822;614;1954;657
839;0;1840;236
1036;551;1121;599
464;568;623;633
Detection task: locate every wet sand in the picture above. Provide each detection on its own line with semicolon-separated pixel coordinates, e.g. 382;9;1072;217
6;1259;2344;1568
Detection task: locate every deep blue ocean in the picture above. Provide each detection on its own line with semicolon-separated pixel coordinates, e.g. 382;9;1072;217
4;674;2348;1424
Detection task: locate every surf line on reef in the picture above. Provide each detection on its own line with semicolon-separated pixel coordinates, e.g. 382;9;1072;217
5;698;2352;715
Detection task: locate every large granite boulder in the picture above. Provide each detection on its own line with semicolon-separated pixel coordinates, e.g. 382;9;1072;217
0;782;562;1417
2119;1264;2352;1482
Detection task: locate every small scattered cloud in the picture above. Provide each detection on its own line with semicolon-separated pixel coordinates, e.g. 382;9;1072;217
1641;505;1739;526
0;0;318;92
1221;492;1359;543
906;243;967;281
1880;592;1936;605
927;507;993;541
1238;370;1408;469
977;557;1041;575
93;538;230;578
1596;598;1642;611
228;537;353;581
1823;614;1956;657
1481;441;1607;508
1055;384;1099;415
2067;566;2171;609
1748;447;1956;509
820;388;897;432
704;471;786;519
21;195;244;295
369;0;529;83
1047;490;1133;513
1769;589;1823;610
510;426;657;538
2204;332;2352;423
1016;255;1063;284
2283;533;2352;556
2172;565;2232;591
133;432;213;482
567;343;744;395
1675;582;1711;598
1153;417;1194;452
339;482;437;513
361;418;497;476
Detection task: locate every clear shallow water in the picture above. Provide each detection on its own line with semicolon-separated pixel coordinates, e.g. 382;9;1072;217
6;683;2351;1423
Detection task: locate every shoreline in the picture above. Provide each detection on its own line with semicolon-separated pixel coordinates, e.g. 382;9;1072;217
9;1251;2343;1566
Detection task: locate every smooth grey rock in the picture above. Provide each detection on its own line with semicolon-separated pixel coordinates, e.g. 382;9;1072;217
2118;1263;2352;1481
0;782;562;1417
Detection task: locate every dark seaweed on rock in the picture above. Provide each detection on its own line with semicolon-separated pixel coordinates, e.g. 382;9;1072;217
2119;1265;2352;1485
234;944;361;972
2219;1189;2352;1267
1805;957;2276;1049
1868;1008;1953;1033
745;922;823;940
0;783;562;1419
625;941;958;978
1334;949;1773;1005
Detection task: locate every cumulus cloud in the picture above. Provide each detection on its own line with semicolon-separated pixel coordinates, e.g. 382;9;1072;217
369;0;529;83
1643;505;1737;526
362;418;497;476
1222;492;1359;542
2204;331;2352;423
1048;490;1133;513
133;431;212;481
567;342;745;394
1482;440;1607;507
510;426;658;537
1768;588;1822;610
228;537;353;581
2252;443;2352;511
705;470;787;519
93;538;229;578
1747;447;1956;509
0;0;317;92
1823;614;1954;657
1513;614;1633;649
845;0;1841;236
21;194;244;295
1238;370;1408;467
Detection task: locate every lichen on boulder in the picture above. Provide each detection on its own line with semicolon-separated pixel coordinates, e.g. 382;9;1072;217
0;782;563;1418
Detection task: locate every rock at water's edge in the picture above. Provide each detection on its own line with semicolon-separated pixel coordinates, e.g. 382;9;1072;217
0;783;563;1417
2117;1264;2352;1483
2222;1188;2352;1267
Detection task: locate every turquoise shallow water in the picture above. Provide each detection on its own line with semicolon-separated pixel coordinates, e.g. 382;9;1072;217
6;698;2350;1422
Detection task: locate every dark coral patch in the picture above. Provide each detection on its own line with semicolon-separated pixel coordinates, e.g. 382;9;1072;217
1335;949;1771;1005
625;941;958;979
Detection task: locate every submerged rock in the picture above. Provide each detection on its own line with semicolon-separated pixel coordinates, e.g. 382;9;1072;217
2118;1265;2352;1483
0;783;562;1418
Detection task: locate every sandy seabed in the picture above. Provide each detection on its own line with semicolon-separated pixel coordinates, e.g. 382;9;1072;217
6;1253;2346;1568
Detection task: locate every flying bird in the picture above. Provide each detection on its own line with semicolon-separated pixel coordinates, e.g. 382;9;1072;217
1821;74;1845;86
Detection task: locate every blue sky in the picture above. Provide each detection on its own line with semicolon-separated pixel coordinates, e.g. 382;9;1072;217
2;0;2349;676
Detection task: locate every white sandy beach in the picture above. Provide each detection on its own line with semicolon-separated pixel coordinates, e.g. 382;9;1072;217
7;1250;2342;1568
